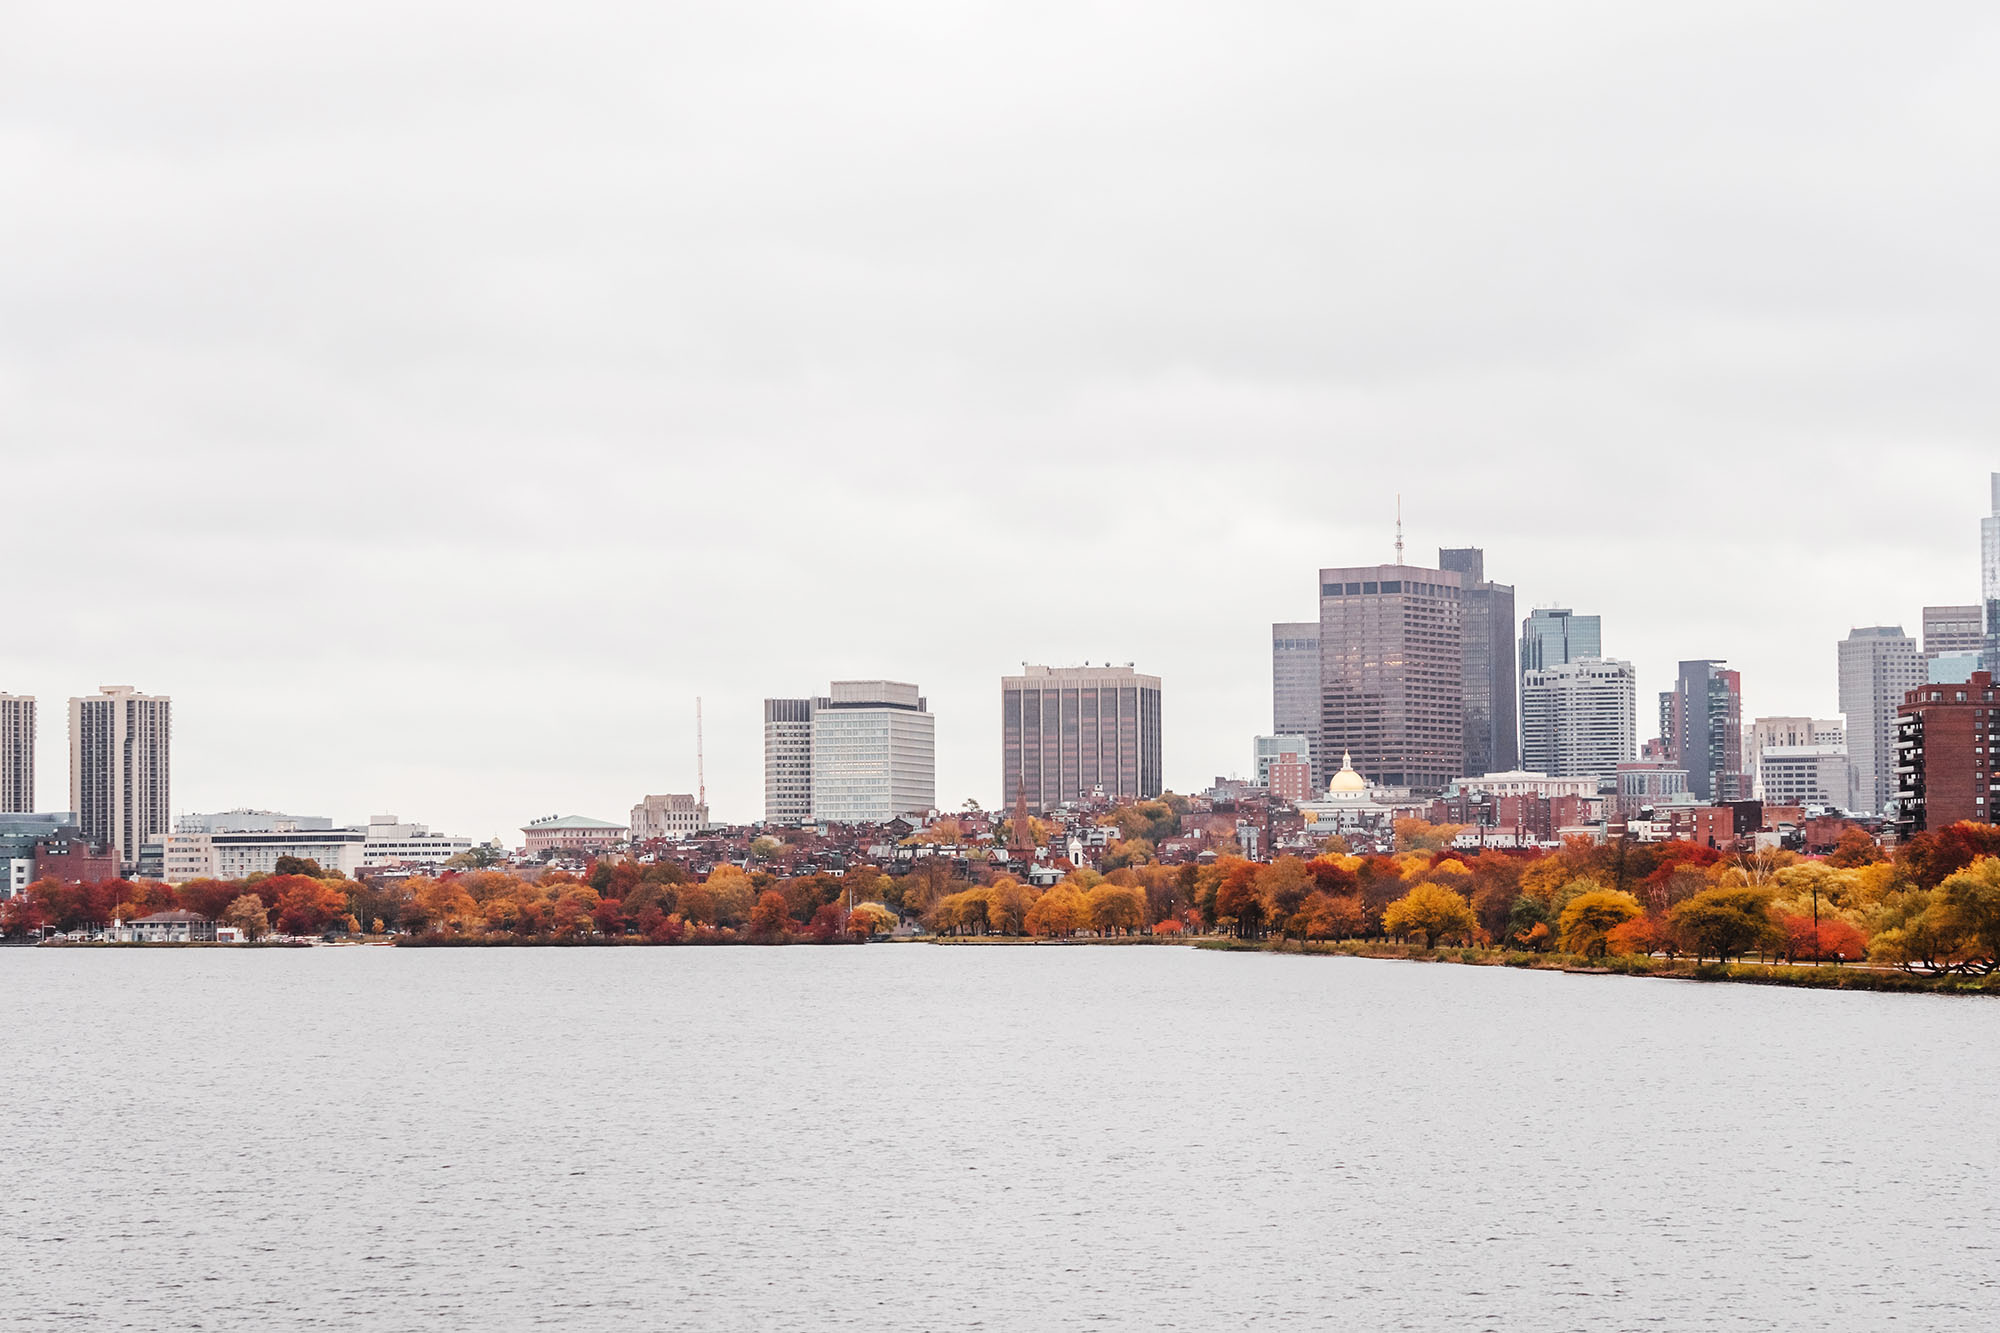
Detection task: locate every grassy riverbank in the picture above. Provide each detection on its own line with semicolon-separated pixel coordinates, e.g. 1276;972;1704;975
1189;937;2000;994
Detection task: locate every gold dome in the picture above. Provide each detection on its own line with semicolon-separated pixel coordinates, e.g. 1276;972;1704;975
1327;751;1368;794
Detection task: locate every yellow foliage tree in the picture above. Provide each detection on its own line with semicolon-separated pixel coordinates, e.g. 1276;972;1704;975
1085;883;1148;936
1381;882;1476;948
1557;889;1644;956
1025;885;1088;937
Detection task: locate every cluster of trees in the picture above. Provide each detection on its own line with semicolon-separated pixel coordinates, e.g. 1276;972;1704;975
15;817;2000;968
0;856;914;945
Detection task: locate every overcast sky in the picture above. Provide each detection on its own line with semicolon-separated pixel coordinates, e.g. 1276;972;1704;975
5;2;1998;840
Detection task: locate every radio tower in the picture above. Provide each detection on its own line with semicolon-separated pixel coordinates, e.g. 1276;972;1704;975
1394;494;1404;565
696;697;707;826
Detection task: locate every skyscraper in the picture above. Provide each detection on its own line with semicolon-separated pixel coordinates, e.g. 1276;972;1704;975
810;680;935;824
69;685;171;872
1520;608;1602;675
765;682;937;825
1839;626;1923;816
0;694;33;814
1664;661;1744;802
1318;563;1463;791
1271;622;1321;784
763;697;817;825
1438;548;1517;778
1519;658;1636;780
1002;664;1161;813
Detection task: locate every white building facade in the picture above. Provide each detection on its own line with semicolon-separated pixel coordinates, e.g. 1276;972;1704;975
1757;745;1851;810
810;680;936;824
1519;658;1636;781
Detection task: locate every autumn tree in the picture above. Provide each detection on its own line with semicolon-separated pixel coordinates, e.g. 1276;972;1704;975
748;890;793;941
847;901;896;939
1211;858;1266;938
704;865;757;926
1665;886;1779;963
1257;857;1313;939
1826;826;1883;868
1103;800;1180;845
271;876;352;937
1393;819;1467;853
1382;882;1476;948
222;894;270;941
1024;885;1088;937
1086;883;1148;936
984;877;1035;935
1557;890;1644;957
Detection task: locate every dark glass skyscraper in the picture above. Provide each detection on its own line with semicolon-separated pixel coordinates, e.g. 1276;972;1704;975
1439;548;1516;778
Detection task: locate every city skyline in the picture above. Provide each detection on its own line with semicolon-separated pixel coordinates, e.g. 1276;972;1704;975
5;493;2000;835
8;7;1999;836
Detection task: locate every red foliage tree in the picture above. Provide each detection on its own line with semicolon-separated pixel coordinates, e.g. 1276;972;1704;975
271;876;351;936
1780;914;1868;963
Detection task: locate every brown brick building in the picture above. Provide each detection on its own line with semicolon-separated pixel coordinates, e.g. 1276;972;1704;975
1895;672;1999;839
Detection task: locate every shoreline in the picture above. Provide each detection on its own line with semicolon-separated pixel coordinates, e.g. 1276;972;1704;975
22;933;1998;992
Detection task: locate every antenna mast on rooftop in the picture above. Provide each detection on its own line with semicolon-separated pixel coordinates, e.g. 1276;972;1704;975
1395;494;1404;566
696;697;706;816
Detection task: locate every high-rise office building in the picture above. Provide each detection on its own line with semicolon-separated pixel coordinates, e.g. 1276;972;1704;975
810;680;935;824
68;685;171;872
1519;658;1636;780
765;683;937;825
1438;548;1517;778
763;697;818;825
0;694;33;813
1318;563;1463;791
1839;626;1924;816
1663;661;1744;803
1520;608;1602;676
1271;622;1321;784
1002;664;1161;813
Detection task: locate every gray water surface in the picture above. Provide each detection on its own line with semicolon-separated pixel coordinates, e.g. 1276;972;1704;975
4;945;1995;1330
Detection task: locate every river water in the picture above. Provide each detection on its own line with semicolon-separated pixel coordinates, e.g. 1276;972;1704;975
3;944;1995;1330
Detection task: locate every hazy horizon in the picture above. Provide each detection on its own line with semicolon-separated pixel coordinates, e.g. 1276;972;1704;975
7;3;1998;840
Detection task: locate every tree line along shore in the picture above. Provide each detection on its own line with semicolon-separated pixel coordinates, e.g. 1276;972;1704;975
8;820;2000;994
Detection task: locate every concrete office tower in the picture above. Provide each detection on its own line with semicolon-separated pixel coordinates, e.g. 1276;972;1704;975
1520;608;1602;675
1520;658;1636;780
0;694;33;813
1002;664;1162;813
810;680;935;823
1271;622;1322;784
763;697;818;825
1318;563;1463;792
1663;661;1745;802
1438;548;1518;778
1839;626;1924;816
68;685;171;872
